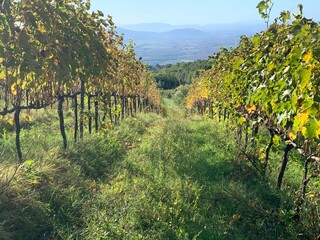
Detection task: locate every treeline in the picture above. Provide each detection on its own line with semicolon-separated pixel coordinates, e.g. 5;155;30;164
0;0;161;162
186;2;319;238
148;60;212;89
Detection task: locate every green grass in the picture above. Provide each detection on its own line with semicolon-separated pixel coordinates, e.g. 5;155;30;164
79;115;303;240
162;97;181;111
0;108;318;239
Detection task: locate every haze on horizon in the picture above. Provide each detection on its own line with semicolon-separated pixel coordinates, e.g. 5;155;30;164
90;0;320;26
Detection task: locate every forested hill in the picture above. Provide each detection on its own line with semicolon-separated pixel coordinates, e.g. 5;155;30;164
148;60;212;89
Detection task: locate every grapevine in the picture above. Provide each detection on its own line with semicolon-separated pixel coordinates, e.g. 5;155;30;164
186;3;320;225
0;0;161;161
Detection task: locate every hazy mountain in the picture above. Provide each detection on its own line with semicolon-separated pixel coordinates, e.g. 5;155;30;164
119;22;265;34
118;23;198;32
116;23;265;65
117;28;212;40
198;23;265;33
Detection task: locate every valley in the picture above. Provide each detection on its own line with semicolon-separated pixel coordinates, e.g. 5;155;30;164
117;23;265;64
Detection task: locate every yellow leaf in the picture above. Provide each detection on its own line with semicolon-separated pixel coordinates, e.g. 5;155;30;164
47;53;54;59
0;57;3;64
31;179;39;185
247;105;256;113
307;191;315;198
267;63;275;71
24;115;32;122
21;80;27;89
11;83;18;95
297;111;309;128
302;52;312;63
259;148;266;160
38;24;47;33
301;127;307;136
0;71;5;80
8;117;14;126
288;131;297;140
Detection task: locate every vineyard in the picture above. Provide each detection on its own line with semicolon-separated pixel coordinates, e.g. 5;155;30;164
0;0;319;239
0;0;161;162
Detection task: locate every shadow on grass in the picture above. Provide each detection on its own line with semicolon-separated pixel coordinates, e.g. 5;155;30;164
66;135;125;180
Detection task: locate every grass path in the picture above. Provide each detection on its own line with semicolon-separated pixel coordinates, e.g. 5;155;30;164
80;112;299;240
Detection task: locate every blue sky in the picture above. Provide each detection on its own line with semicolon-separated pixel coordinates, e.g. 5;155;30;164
90;0;319;25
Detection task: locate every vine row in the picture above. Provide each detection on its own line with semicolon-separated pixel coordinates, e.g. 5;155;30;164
0;0;161;161
186;2;319;227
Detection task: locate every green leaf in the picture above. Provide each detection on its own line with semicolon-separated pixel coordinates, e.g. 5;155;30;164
290;46;302;63
302;98;313;109
313;47;320;61
232;58;244;70
257;1;267;15
24;160;35;167
299;68;311;90
273;135;281;146
280;11;291;23
308;104;319;117
252;35;260;47
304;118;318;139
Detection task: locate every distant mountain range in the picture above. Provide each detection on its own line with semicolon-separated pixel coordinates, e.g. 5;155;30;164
116;23;265;65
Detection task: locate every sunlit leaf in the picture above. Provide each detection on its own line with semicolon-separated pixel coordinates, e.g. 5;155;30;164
38;24;47;33
293;110;309;132
307;191;315;198
299;68;311;91
8;117;14;126
247;105;256;113
316;121;320;138
302;99;313;109
0;71;5;80
11;83;18;95
24;160;34;167
302;52;312;63
252;35;260;47
288;131;297;141
273;135;281;146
